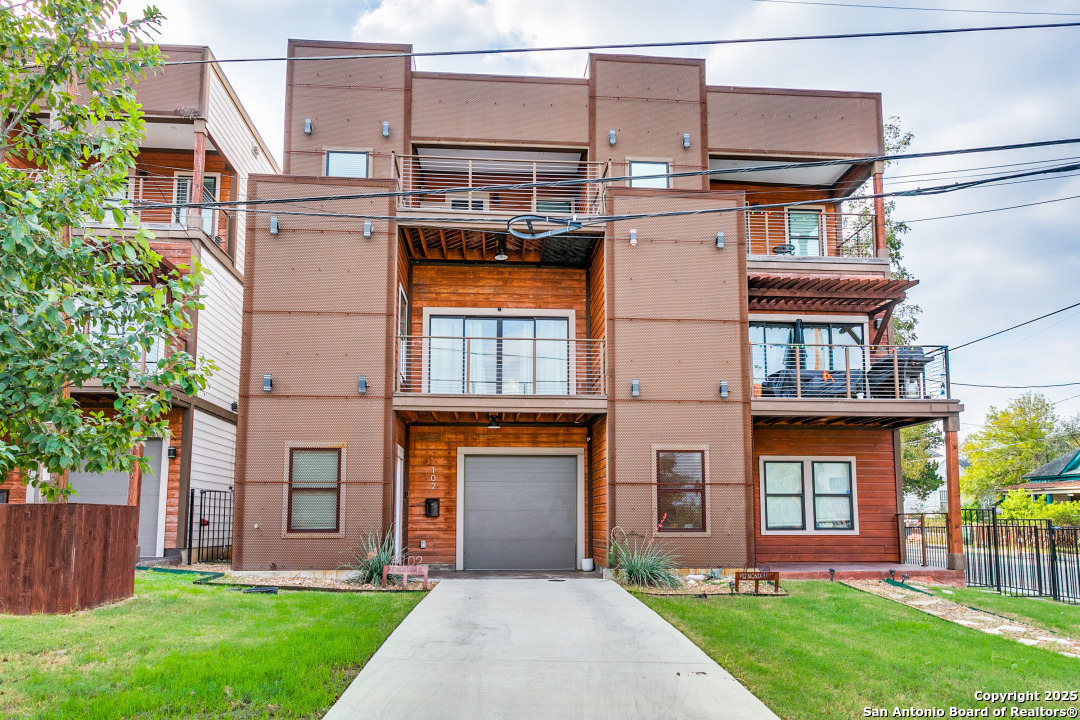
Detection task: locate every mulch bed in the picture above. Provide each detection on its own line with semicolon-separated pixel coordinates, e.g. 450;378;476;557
169;564;436;592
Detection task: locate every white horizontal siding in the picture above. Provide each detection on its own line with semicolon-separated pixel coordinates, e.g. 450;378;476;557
196;251;242;409
190;410;236;492
205;67;277;275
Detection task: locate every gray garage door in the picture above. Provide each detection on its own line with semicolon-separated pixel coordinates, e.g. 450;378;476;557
463;455;577;570
68;438;163;556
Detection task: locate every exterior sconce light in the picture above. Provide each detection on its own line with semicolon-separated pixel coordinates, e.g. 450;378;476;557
716;231;725;250
609;129;616;145
382;121;390;138
303;118;312;135
269;216;279;235
231;401;239;412
363;219;372;238
719;380;729;398
263;373;273;392
167;446;178;460
631;379;640;397
874;317;884;329
358;375;368;394
629;229;637;246
495;237;509;261
487;414;501;429
683;133;691;149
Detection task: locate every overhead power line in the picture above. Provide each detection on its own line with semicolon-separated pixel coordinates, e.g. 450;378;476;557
159;22;1080;66
130;136;1080;214
950;301;1080;351
953;381;1080;389
904;193;1080;223
744;0;1080;17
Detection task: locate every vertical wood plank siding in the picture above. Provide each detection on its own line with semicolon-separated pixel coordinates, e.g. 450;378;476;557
752;425;900;563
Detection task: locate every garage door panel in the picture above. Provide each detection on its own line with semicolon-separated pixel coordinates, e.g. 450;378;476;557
463;455;577;570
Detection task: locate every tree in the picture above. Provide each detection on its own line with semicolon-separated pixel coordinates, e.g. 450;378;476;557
901;421;944;500
879;119;919;346
0;1;213;500
959;393;1080;505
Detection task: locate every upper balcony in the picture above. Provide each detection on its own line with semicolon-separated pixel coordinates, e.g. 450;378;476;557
393;148;609;220
746;206;875;260
750;342;962;426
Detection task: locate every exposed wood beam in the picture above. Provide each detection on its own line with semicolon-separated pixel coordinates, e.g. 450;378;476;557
417;227;429;259
438;228;448;258
871;300;897;345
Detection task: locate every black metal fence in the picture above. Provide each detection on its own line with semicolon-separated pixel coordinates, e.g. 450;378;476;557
899;510;1080;604
187;489;233;564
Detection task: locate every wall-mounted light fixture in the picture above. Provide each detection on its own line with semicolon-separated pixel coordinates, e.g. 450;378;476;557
269;216;279;235
629;228;637;246
167;446;178;460
495;237;509;261
715;231;725;250
874;317;884;329
487;414;501;429
609;129;617;145
363;219;372;238
231;401;239;412
382;121;390;138
303;118;312;135
719;380;729;399
631;379;640;397
683;133;691;149
358;375;368;394
263;373;273;392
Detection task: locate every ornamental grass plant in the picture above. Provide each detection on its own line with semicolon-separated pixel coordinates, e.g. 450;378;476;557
606;528;682;589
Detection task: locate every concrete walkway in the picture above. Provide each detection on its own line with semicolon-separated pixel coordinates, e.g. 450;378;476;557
324;578;778;720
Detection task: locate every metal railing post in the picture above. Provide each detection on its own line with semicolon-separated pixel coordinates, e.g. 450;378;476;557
844;346;851;398
991;510;1001;591
464;337;471;394
531;337;538;395
892;347;901;399
1049;524;1060;601
187;488;195;565
532;162;538;214
794;346;802;398
921;513;928;566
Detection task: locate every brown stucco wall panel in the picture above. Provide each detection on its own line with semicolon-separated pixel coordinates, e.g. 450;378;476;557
708;87;883;157
411;75;588;146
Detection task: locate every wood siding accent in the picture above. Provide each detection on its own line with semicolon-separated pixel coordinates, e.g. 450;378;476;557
409;264;588;339
0;503;138;614
589;416;608;565
134;149;234;241
406;425;589;565
711;183;844;257
163;409;184;549
752;425;900;563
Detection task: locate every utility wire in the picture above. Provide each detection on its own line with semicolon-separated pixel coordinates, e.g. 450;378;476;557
128;137;1080;213
159;22;1080;66
903;193;1080;223
950;301;1080;351
743;0;1080;17
954;381;1080;389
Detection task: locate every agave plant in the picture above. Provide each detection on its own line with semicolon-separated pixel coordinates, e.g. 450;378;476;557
606;527;681;589
342;529;398;584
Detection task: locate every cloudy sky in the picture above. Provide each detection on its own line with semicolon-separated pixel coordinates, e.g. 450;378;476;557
124;0;1080;436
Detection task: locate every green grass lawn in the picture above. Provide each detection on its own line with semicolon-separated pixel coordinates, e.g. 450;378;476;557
930;586;1080;638
640;581;1079;720
0;570;423;720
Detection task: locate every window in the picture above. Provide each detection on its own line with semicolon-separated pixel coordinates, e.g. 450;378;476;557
446;193;486;210
786;208;823;256
326;151;369;178
428;315;570;395
174;175;218;236
656;450;705;532
0;489;8;503
761;458;857;533
750;320;865;382
398;287;409;381
536;199;573;214
629;161;670;189
288;449;341;532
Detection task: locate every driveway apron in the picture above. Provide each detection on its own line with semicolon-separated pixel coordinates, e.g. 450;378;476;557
323;578;778;719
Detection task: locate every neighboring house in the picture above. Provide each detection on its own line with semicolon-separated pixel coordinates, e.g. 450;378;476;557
902;452;970;514
232;40;965;572
0;45;278;561
1009;449;1080;503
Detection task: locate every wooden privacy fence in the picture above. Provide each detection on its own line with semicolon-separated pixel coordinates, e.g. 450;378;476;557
0;503;138;615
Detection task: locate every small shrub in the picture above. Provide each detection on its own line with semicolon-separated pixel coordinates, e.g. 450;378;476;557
606;530;681;589
342;529;397;584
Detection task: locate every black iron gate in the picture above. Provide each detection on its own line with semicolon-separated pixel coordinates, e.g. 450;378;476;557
187;489;233;564
900;510;1080;604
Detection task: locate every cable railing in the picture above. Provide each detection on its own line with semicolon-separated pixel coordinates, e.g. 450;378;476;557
393;153;609;217
395;335;606;397
82;172;238;259
751;343;950;400
745;208;876;258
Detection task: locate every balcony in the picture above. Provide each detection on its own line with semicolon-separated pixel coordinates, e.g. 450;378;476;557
393;334;607;415
750;343;961;426
746;208;876;259
393;150;609;218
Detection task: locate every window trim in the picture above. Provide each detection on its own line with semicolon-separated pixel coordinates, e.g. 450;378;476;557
324;149;372;178
762;460;806;531
627;159;672;189
283;445;345;537
652;444;710;537
784;205;825;257
758;456;859;536
173;172;221;234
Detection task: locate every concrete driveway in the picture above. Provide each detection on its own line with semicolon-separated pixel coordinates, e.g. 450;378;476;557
324;577;778;720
